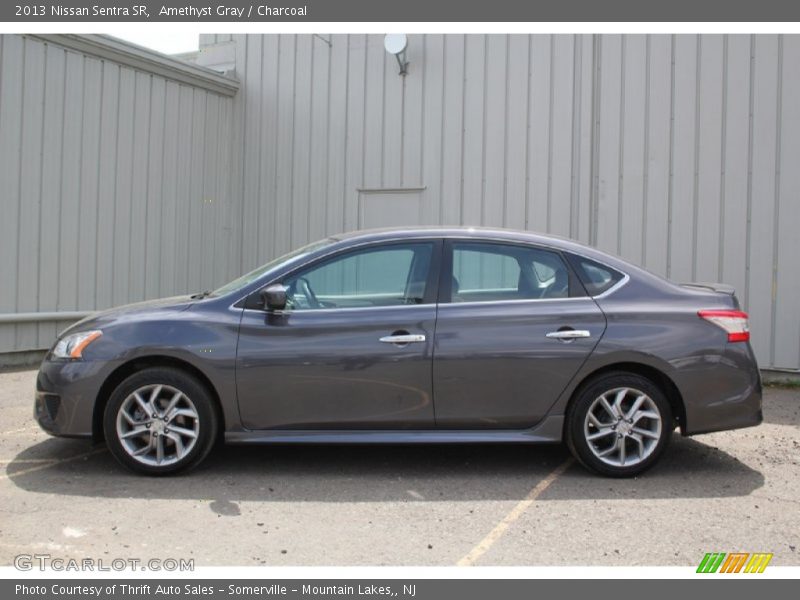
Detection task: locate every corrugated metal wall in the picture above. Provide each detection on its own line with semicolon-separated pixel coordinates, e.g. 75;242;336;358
2;33;798;371
215;33;799;370
0;35;237;353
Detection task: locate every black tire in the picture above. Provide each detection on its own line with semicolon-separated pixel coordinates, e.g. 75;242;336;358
565;372;673;477
103;367;218;476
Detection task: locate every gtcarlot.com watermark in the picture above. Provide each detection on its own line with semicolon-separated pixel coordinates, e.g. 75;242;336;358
14;553;194;572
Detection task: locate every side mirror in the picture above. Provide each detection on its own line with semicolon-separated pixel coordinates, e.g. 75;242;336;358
260;284;287;311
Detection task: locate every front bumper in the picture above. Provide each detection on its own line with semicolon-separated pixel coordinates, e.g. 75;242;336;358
34;356;120;438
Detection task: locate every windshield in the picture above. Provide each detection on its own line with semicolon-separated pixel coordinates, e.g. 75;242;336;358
210;238;336;297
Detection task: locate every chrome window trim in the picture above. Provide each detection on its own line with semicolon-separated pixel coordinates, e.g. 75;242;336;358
591;272;631;299
227;233;632;313
437;296;598;309
241;303;435;315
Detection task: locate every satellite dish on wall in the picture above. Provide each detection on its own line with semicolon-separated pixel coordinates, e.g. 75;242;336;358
383;34;409;75
383;34;408;55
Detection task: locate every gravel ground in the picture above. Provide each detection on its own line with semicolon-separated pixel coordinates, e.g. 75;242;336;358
0;368;798;567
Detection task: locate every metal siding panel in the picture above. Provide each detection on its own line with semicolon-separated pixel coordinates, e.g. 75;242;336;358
402;35;424;191
77;56;101;311
95;61;120;310
256;35;279;260
308;35;330;242
227;34;247;276
549;35;576;238
363;35;385;191
17;38;46;350
774;35;800;369
241;35;262;270
201;93;220;291
482;35;507;228
0;41;22;307
0;37;23;352
274;35;297;255
642;35;672;276
291;35;313;247
504;35;529;230
618;35;647;264
694;35;725;283
439;34;465;225
173;84;194;294
219;98;236;281
343;35;366;231
58;50;84;311
382;37;404;189
668;35;699;282
129;71;151;303
112;67;135;307
145;76;165;299
527;35;551;232
325;34;348;235
159;81;180;296
461;35;486;226
596;35;622;254
187;88;207;291
217;97;234;285
575;35;595;245
419;34;444;225
37;43;67;347
747;35;780;365
720;35;751;307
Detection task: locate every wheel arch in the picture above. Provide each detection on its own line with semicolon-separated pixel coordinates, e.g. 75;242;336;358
564;362;687;434
92;355;225;442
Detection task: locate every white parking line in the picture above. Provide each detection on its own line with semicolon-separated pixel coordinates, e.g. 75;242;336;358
0;448;107;481
457;457;574;566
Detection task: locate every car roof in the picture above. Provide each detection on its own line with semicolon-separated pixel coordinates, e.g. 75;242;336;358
329;226;598;257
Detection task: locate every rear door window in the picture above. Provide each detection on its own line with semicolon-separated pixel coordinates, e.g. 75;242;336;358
449;242;573;302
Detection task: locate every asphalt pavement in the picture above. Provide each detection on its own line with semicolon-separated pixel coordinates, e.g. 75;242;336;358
1;368;798;567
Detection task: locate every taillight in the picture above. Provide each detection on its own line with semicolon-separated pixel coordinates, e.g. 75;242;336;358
698;310;750;342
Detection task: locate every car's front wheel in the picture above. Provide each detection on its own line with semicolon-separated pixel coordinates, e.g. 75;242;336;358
566;372;673;477
103;367;218;475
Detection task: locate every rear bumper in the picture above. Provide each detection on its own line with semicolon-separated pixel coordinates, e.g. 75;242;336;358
678;342;763;436
34;356;119;438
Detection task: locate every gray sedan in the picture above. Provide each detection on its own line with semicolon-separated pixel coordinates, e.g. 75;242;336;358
35;227;762;477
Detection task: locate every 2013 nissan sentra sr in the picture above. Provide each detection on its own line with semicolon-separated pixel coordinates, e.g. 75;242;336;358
35;227;762;476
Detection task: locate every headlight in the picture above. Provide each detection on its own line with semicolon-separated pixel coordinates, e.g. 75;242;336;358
52;330;103;359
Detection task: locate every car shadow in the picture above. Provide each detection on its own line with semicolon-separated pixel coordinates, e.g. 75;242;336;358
6;434;763;507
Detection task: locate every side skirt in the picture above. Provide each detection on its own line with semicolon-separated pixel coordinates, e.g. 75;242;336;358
225;415;564;445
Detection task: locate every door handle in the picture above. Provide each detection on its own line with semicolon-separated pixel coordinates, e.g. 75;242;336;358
546;329;591;340
379;334;426;344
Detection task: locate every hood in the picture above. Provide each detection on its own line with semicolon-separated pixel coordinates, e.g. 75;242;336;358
59;295;195;337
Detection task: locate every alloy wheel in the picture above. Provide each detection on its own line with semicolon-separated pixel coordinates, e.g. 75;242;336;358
583;387;663;468
115;384;200;467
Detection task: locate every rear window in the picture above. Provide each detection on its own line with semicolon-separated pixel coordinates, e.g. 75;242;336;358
567;254;625;296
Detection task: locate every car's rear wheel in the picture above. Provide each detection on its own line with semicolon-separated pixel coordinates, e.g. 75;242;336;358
103;367;218;475
566;372;673;477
